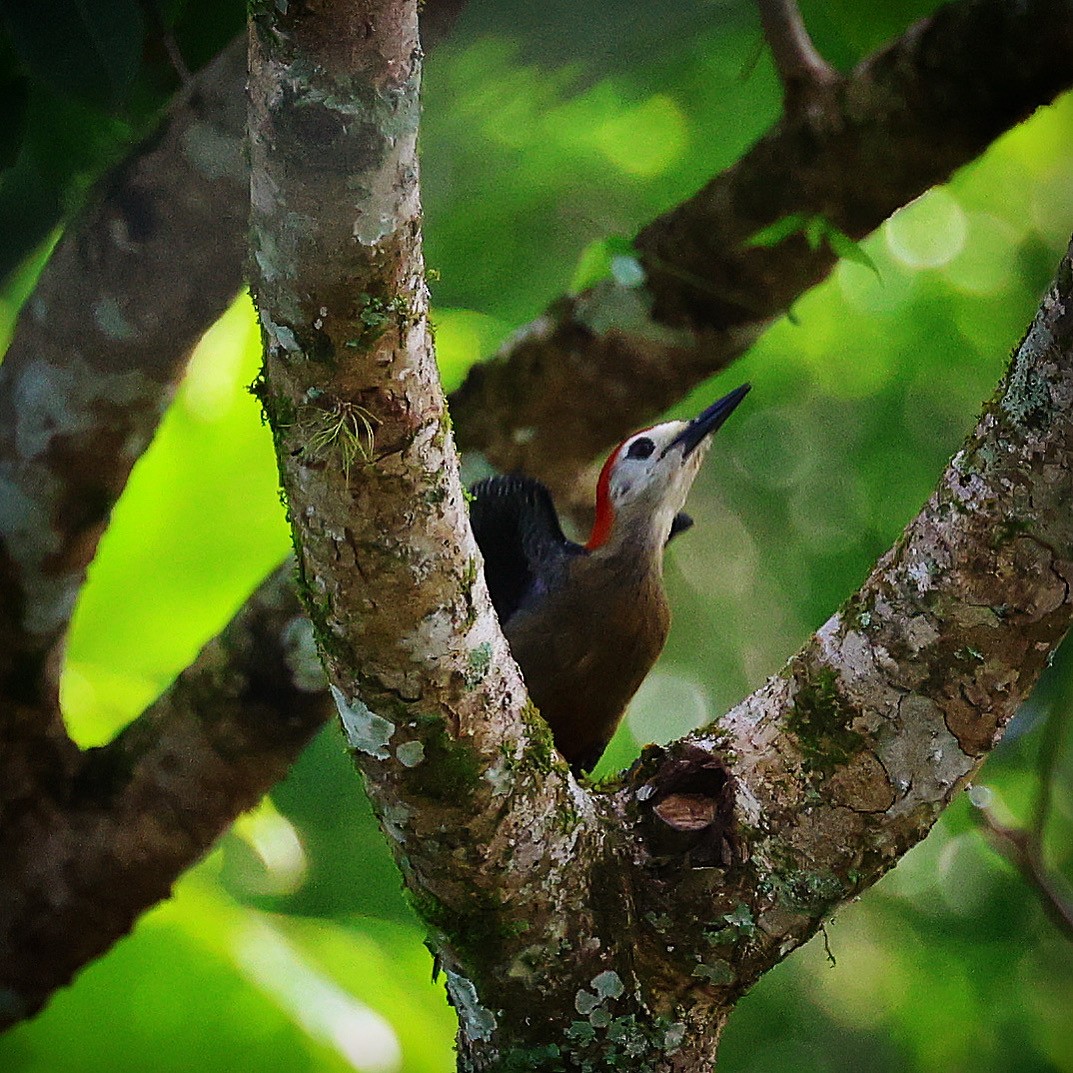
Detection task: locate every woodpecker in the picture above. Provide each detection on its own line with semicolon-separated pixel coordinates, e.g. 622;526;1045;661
469;384;750;774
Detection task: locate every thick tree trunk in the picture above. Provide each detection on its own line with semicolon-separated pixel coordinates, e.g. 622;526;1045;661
247;1;1073;1069
3;0;1073;1044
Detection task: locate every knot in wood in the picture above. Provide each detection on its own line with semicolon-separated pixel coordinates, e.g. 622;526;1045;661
636;744;741;867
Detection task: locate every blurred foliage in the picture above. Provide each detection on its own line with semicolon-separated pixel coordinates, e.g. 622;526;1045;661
0;0;244;280
1;0;1073;1070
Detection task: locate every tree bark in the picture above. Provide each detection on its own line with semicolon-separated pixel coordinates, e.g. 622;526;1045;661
451;0;1073;515
0;565;330;1026
2;0;1073;1041
247;0;1073;1068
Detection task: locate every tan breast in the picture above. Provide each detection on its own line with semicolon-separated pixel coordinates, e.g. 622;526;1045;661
503;556;670;772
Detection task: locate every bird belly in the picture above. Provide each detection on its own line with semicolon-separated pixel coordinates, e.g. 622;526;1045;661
503;581;669;773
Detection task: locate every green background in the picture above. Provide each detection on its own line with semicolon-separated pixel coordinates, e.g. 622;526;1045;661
1;1;1071;1070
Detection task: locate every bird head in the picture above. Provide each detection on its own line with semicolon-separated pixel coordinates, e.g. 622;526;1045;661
586;384;750;555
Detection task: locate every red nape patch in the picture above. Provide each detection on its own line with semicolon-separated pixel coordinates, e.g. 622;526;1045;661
586;442;623;549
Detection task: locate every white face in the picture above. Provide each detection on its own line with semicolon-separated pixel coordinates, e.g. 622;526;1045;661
604;419;711;542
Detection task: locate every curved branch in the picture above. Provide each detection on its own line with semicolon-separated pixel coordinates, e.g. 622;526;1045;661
451;0;1073;513
0;565;332;1027
614;238;1073;1014
0;43;248;711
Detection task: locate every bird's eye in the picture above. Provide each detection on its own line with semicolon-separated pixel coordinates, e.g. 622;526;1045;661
625;436;655;460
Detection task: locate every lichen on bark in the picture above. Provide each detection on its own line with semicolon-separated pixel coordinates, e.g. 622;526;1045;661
3;0;1073;1058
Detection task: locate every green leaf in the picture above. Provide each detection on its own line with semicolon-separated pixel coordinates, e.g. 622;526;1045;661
826;226;880;277
745;213;809;248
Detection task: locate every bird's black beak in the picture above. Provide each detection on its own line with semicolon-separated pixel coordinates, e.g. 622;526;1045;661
667;383;751;458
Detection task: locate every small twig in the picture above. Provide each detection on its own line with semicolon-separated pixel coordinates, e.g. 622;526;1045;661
1031;686;1069;842
818;921;837;967
161;31;193;86
140;0;193;85
756;0;841;115
972;696;1073;942
976;805;1073;940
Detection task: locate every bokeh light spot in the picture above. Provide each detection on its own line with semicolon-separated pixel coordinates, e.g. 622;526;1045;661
592;94;688;177
230;800;308;897
627;670;710;746
885;189;967;269
943;212;1019;295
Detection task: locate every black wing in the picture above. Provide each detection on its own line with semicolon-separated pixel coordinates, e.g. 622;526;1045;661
468;475;582;625
668;512;693;543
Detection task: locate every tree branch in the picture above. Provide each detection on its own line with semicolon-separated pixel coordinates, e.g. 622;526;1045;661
0;565;332;1027
0;41;247;723
976;807;1073;939
756;0;841;115
451;0;1073;514
0;42;249;874
241;4;677;1066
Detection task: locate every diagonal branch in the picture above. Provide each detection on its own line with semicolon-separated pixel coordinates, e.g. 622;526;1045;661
0;565;332;1027
451;0;1073;513
0;41;248;715
0;41;249;840
2;0;1073;1040
616;238;1073;1010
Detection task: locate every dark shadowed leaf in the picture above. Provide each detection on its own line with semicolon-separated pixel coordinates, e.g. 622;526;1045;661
0;74;29;168
1;0;145;106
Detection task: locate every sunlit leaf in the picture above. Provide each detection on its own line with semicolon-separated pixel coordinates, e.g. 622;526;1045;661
745;213;809;248
825;227;880;277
